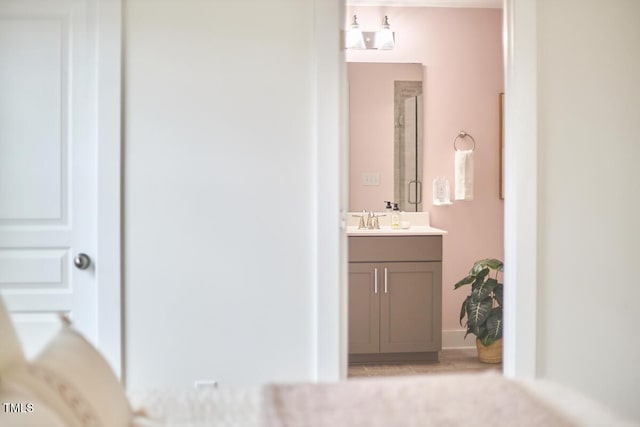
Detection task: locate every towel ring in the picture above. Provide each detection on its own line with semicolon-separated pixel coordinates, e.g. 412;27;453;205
453;131;476;151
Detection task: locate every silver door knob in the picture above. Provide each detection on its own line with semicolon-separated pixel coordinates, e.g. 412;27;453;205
74;253;91;270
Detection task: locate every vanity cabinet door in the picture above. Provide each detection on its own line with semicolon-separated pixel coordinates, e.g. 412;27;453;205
380;262;442;353
348;263;380;354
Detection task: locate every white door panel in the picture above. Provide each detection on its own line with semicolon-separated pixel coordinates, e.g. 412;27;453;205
0;248;69;287
0;18;65;221
0;0;98;355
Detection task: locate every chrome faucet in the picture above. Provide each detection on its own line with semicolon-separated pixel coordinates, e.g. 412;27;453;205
352;210;385;230
356;210;367;229
370;212;386;229
366;211;374;229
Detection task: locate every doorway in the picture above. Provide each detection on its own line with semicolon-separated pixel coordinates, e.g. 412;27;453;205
342;3;506;378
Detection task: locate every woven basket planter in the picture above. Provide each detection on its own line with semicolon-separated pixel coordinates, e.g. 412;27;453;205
476;338;503;364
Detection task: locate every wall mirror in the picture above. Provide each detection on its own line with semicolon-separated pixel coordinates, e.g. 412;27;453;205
348;62;424;212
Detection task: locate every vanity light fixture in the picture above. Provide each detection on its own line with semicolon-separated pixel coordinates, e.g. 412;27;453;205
346;15;366;50
345;15;395;50
375;16;395;50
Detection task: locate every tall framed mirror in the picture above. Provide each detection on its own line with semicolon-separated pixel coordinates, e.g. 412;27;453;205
348;62;424;212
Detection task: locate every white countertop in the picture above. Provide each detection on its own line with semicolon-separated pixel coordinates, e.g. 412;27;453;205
346;211;447;236
346;225;447;236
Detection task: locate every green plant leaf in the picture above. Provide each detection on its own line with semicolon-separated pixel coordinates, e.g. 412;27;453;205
472;278;497;301
486;308;503;341
459;296;470;326
471;275;493;293
482;258;504;271
470;263;490;278
466;298;492;328
473;324;488;340
493;284;504;307
454;275;475;289
471;258;503;275
470;261;484;276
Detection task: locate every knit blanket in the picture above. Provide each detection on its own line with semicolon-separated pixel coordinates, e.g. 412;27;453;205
262;372;572;427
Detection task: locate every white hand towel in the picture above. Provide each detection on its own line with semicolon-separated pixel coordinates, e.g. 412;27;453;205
455;149;474;201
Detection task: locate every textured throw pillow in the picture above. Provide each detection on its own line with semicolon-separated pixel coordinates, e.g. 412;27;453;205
0;295;26;374
7;319;133;427
0;379;66;427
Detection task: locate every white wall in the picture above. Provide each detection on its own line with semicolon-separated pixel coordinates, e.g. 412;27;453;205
536;0;640;420
124;0;343;388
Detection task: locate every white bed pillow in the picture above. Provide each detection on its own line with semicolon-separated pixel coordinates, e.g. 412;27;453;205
7;319;133;427
0;379;66;427
0;295;25;373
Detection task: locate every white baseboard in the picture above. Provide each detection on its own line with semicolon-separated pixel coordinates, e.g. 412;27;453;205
442;329;476;349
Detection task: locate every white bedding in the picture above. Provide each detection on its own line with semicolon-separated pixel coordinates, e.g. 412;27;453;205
129;372;636;427
130;385;262;427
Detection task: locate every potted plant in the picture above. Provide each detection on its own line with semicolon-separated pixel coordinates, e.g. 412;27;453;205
454;258;503;363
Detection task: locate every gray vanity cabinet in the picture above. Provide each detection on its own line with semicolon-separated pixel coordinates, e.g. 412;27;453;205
348;263;381;354
348;236;442;362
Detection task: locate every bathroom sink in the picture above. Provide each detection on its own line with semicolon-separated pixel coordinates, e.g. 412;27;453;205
345;211;447;236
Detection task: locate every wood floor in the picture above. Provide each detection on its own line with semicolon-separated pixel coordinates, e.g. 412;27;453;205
348;348;502;378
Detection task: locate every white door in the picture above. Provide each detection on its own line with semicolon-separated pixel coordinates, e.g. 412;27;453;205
0;0;117;363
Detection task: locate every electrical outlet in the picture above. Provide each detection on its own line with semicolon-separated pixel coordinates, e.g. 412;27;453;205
362;173;380;186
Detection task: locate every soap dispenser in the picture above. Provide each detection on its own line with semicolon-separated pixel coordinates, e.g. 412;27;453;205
391;203;401;229
384;201;393;212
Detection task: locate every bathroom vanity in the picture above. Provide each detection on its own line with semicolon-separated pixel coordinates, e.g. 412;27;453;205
347;213;446;363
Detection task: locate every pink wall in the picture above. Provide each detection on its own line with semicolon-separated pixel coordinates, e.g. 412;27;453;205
346;7;504;342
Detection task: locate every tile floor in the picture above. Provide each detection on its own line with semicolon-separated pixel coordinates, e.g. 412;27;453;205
348;348;502;378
